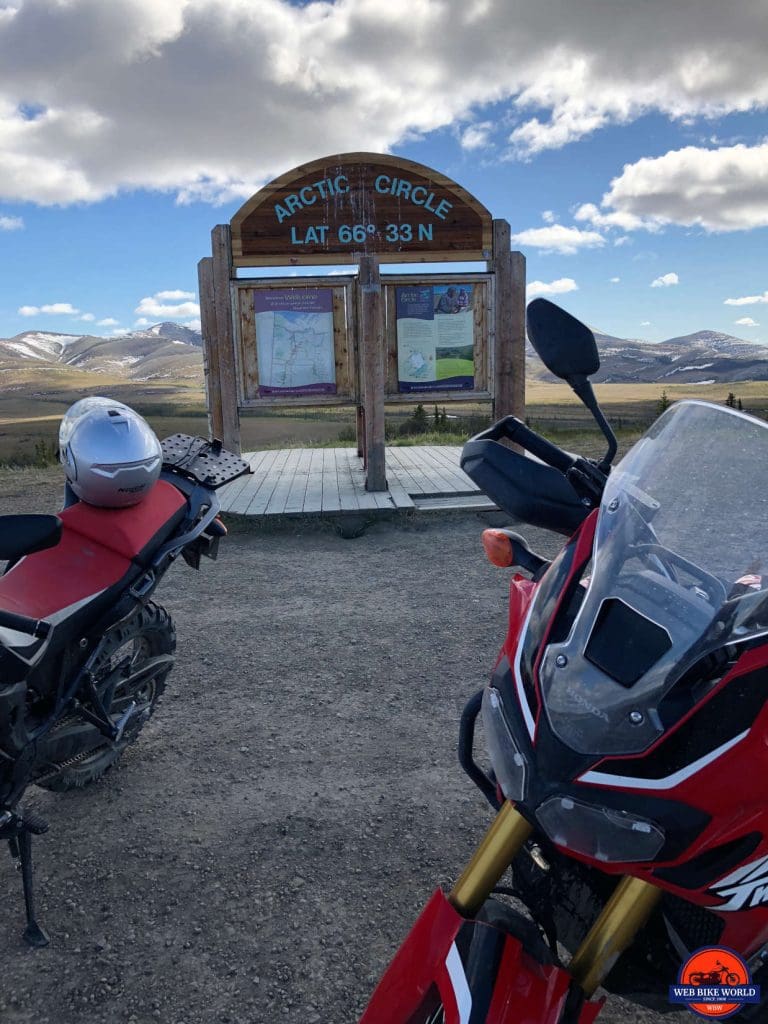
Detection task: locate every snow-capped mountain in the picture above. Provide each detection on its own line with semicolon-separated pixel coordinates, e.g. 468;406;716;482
528;328;768;385
4;319;768;386
0;322;203;381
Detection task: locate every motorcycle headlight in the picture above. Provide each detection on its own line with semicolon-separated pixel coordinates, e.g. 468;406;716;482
536;794;665;863
481;686;528;801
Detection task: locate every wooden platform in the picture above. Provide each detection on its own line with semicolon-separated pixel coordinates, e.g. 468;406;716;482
217;445;496;518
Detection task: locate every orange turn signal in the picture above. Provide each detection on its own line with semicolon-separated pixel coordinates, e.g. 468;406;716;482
482;529;515;568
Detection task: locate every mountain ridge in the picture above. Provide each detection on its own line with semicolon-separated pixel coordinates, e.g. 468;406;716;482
4;321;768;386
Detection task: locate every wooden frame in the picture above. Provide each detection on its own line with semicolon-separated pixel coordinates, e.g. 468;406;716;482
230;152;493;267
232;277;357;408
199;156;525;481
382;272;493;402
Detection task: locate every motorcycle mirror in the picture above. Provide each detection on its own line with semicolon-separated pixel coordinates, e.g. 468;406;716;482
526;298;600;382
526;299;617;472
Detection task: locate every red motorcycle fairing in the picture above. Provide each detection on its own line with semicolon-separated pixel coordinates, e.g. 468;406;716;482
0;480;186;630
493;501;768;967
359;890;602;1024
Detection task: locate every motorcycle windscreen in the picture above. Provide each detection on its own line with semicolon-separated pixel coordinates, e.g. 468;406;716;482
359;889;602;1024
537;400;768;755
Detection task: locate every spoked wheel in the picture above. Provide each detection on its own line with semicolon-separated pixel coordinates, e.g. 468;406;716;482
37;603;176;792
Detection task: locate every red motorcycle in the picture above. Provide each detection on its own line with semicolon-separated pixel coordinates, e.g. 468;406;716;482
360;299;768;1022
0;414;248;947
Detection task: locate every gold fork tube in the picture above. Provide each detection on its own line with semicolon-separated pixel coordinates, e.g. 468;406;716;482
449;802;533;917
569;875;662;997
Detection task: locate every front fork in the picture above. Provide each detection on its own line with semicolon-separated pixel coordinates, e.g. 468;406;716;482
448;802;662;998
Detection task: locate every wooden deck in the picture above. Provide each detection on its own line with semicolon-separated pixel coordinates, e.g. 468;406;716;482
217;445;496;518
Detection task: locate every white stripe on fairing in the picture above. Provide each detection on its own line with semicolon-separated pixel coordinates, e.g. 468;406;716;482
513;599;537;739
445;943;472;1024
579;730;749;791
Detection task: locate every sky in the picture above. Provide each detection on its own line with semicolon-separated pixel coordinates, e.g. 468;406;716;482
0;0;767;344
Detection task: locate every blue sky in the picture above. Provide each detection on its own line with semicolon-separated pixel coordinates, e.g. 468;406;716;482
0;0;767;344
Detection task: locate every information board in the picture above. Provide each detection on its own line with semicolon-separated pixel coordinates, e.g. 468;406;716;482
254;288;336;397
396;283;475;392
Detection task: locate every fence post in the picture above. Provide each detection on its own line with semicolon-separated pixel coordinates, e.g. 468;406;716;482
358;255;387;491
491;219;526;421
197;256;223;441
210;224;241;454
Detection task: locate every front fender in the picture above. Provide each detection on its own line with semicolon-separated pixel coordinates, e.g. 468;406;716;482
359;889;603;1024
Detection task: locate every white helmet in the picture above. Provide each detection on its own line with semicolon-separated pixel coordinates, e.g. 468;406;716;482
59;397;162;507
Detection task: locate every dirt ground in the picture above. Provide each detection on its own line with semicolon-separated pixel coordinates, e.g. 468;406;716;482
0;468;664;1024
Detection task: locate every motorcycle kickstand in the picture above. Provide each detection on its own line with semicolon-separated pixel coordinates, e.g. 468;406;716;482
6;811;50;948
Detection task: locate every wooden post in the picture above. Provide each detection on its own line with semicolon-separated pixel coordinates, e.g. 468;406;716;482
210;224;241;454
491;219;526;421
358;255;387;491
198;257;223;441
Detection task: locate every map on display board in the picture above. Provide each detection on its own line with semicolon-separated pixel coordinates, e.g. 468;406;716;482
255;288;336;397
396;284;475;392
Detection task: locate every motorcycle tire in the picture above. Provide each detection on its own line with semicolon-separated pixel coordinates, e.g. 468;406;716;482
37;602;175;792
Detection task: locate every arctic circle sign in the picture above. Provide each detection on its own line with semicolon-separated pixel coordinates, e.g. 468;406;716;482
230;152;493;266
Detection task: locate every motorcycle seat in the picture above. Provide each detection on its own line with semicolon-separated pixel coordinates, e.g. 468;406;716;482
0;515;63;564
0;481;186;634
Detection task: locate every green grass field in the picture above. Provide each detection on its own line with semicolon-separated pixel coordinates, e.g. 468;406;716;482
437;357;474;379
2;369;767;465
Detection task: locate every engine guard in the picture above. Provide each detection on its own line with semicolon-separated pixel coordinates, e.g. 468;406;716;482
359;889;603;1024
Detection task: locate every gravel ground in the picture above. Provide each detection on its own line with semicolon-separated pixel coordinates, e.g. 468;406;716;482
0;468;664;1024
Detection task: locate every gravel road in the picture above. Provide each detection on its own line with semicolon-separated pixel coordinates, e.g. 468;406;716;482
0;468;664;1024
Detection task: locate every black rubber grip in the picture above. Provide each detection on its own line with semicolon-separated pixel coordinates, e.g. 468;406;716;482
471;416;575;474
0;609;52;639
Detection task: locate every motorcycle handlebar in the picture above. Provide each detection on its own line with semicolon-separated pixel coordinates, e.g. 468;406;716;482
469;416;576;474
0;609;52;639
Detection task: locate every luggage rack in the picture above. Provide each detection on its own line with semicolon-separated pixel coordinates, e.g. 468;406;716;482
160;434;251;489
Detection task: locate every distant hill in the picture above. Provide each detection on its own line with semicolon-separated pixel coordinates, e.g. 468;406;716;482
0;322;203;382
531;328;768;385
4;320;768;388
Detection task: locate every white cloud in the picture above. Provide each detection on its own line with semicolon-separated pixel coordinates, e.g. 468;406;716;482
0;214;22;230
598;143;768;232
0;2;767;205
573;202;652;232
18;301;80;315
527;277;578;298
641;321;651;326
725;290;768;306
45;303;78;314
460;121;494;151
511;224;604;255
135;292;200;320
610;277;620;283
134;318;151;328
97;317;119;326
735;317;760;327
80;312;95;322
542;210;556;224
182;318;202;332
155;289;195;301
651;272;679;288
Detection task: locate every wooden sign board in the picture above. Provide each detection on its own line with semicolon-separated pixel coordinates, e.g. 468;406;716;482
382;275;492;400
231;152;493;266
234;280;356;406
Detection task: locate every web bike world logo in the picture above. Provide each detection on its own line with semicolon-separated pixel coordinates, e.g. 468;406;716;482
669;946;761;1019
